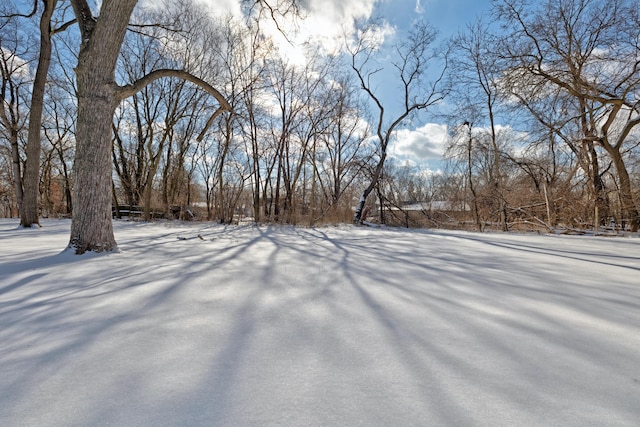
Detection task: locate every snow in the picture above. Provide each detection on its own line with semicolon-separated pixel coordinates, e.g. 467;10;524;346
1;219;639;426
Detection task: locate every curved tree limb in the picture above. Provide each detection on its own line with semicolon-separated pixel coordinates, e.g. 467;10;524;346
117;68;230;109
117;68;232;141
196;107;227;142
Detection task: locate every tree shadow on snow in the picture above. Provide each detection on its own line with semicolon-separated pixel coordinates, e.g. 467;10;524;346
2;223;640;425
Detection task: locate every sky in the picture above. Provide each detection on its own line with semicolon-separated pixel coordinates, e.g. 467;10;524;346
348;0;495;172
309;0;495;172
11;0;494;172
188;0;495;172
297;0;494;171
1;218;639;425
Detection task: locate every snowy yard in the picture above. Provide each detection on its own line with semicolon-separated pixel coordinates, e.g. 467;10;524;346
1;219;639;426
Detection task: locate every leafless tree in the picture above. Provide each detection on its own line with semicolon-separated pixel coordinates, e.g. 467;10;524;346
42;81;75;216
65;0;307;252
445;122;483;230
312;72;369;222
20;0;57;227
67;0;231;253
112;10;214;221
495;0;640;231
235;19;272;223
448;19;509;230
0;8;33;220
350;21;445;223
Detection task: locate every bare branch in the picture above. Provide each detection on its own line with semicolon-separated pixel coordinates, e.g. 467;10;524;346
53;19;77;35
117;68;232;141
117;69;229;108
0;0;38;19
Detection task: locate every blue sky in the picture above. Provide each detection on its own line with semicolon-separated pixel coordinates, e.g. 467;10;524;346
380;0;492;37
153;0;497;170
222;0;496;173
373;0;495;171
74;0;499;172
243;0;496;171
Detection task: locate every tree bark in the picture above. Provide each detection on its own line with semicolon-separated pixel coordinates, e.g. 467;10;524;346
606;145;639;232
68;0;137;253
68;0;230;252
21;0;57;227
353;151;386;223
9;129;23;218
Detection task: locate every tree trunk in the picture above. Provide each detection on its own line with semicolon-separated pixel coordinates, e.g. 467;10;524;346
55;141;72;214
542;181;556;228
142;169;154;221
465;126;482;231
9;129;24;218
587;142;609;227
353;152;386;223
487;105;507;232
608;148;639;232
217;124;232;223
68;0;138;253
69;87;119;252
21;0;57;227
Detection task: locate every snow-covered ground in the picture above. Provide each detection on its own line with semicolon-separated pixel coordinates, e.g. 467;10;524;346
1;219;639;426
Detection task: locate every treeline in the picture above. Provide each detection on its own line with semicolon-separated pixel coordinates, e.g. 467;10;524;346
1;0;638;240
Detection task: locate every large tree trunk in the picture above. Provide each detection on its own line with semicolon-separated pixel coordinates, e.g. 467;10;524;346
68;0;230;251
68;0;137;253
69;84;119;253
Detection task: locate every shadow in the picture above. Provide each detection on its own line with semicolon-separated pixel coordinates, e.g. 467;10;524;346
0;273;48;296
1;222;639;425
424;229;640;271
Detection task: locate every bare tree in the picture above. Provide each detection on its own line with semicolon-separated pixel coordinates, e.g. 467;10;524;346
65;0;307;253
350;21;445;223
449;19;509;230
495;0;640;231
319;73;369;214
20;0;59;227
1;1;74;226
235;19;272;223
42;81;75;216
67;0;231;253
444;121;483;230
507;127;580;230
0;8;33;220
195;14;251;223
113;15;213;221
266;52;340;223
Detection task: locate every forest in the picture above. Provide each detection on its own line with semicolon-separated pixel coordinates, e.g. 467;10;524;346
1;0;639;253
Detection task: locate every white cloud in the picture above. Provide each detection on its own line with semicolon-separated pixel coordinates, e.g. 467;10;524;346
0;47;31;81
194;0;243;19
263;0;386;64
354;21;396;51
390;123;448;162
304;0;379;48
139;0;390;66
